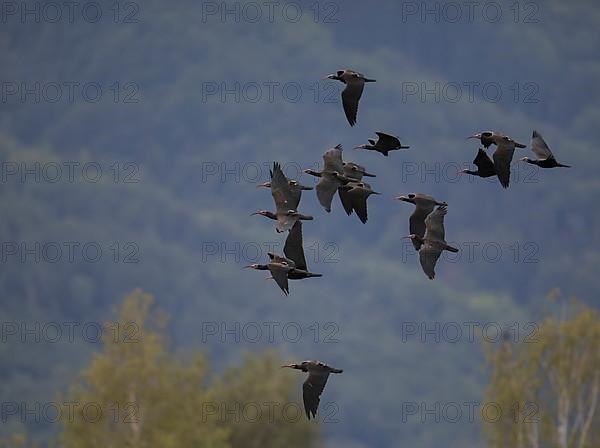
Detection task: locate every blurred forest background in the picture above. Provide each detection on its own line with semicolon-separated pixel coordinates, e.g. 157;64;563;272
0;0;599;446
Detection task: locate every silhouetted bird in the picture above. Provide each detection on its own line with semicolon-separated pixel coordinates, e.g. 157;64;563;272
338;181;381;223
395;193;447;250
468;131;526;149
304;144;351;212
404;206;458;280
323;70;375;126
520;130;571;168
461;148;497;179
354;132;410;157
281;360;343;420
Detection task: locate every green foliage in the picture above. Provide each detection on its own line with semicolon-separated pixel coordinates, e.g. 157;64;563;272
483;299;600;448
59;290;319;448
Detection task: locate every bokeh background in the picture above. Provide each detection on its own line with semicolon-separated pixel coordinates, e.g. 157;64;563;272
1;0;599;446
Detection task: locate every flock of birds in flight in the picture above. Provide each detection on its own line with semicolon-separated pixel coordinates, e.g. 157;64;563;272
243;69;570;420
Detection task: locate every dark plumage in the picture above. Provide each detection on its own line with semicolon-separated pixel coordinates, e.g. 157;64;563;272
338;181;381;223
281;360;343;420
324;70;375;126
461;148;497;178
354;132;410;157
520;130;571;168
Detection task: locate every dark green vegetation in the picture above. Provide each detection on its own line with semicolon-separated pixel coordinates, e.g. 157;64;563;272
0;0;599;446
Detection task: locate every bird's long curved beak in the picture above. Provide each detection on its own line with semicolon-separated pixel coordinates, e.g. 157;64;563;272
363;171;376;177
372;191;382;195
353;145;362;150
242;265;254;269
467;135;479;140
322;74;334;80
250;212;261;216
280;364;294;368
256;182;270;188
394;195;409;202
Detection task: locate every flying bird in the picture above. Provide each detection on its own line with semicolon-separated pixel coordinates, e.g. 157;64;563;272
304;144;351;212
271;221;322;280
257;163;313;210
338;181;381;223
323;69;375;126
492;136;518;188
395;193;447;250
404;205;458;280
460;148;497;179
354;132;410;157
252;162;313;232
281;360;343;420
243;257;295;296
468;131;526;149
520;130;571;168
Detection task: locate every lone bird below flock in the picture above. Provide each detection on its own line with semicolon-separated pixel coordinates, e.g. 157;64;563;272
355;131;410;157
281;360;343;420
324;69;375;127
404;205;458;280
395;193;447;250
252;162;313;232
521;130;571;168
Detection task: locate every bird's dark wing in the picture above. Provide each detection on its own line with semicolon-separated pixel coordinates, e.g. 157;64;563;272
341;79;365;126
424;206;447;242
267;263;290;295
493;138;516;188
284;221;307;271
375;132;401;148
338;187;354;215
419;242;442;280
322;145;344;174
409;211;428;250
348;188;371;224
270;162;293;212
316;175;339;212
473;148;495;173
303;371;330;419
530;130;554;160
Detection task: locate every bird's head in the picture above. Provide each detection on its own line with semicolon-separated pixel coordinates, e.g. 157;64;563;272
242;263;266;271
402;234;424;243
250;210;275;219
322;70;343;81
395;193;416;204
281;363;302;370
289;179;313;191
